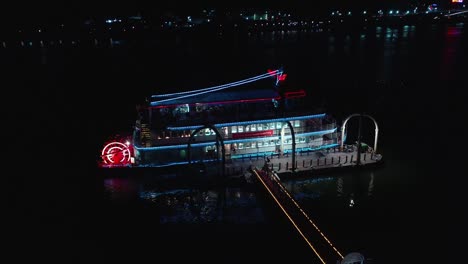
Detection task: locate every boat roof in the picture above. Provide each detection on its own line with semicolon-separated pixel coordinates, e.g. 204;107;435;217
149;75;281;108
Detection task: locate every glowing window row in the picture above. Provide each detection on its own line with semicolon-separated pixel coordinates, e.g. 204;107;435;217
204;137;310;151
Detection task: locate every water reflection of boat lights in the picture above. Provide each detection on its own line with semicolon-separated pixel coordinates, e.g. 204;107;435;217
337;177;344;196
286;177;335;199
368;172;374;196
139;189;191;200
290;177;334;185
104;178;133;192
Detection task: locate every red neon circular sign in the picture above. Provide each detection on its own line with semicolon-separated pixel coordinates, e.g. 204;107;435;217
101;141;132;165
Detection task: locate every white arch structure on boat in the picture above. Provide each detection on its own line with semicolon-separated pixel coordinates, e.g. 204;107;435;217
340;113;379;153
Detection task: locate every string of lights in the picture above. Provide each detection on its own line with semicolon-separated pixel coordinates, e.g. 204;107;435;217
150;69;283;106
151;70;280;98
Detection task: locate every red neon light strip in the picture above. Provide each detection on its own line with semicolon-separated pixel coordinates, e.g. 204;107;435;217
267;69;277;76
284;90;306;99
150;96;282;109
232;130;274;139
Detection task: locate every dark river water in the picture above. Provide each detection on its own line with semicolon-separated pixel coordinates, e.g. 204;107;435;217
5;22;466;263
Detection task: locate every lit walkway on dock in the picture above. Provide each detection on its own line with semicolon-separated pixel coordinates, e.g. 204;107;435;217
251;166;345;263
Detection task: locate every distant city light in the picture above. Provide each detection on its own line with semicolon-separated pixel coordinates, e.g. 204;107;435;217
105;19;121;24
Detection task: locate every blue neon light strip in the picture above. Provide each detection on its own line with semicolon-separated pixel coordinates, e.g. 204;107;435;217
133;143;339;168
230;143;339;159
151;70;279;98
275;72;282;86
151;73;272;98
150;72;280;106
134;128;336;151
134;158;221;168
287;143;339;153
134;141;216;151
222;128;336;145
166;113;327;131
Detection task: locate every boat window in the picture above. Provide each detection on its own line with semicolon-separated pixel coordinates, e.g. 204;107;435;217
251;124;256;132
269;123;275;129
257;124;263;131
238;143;244;149
195;103;203;112
276;122;282;129
205;129;211;136
294;120;301;127
231;143;237;150
245;125;250;132
238;126;244;133
174;104;190;114
222;127;228;136
231;126;237;133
